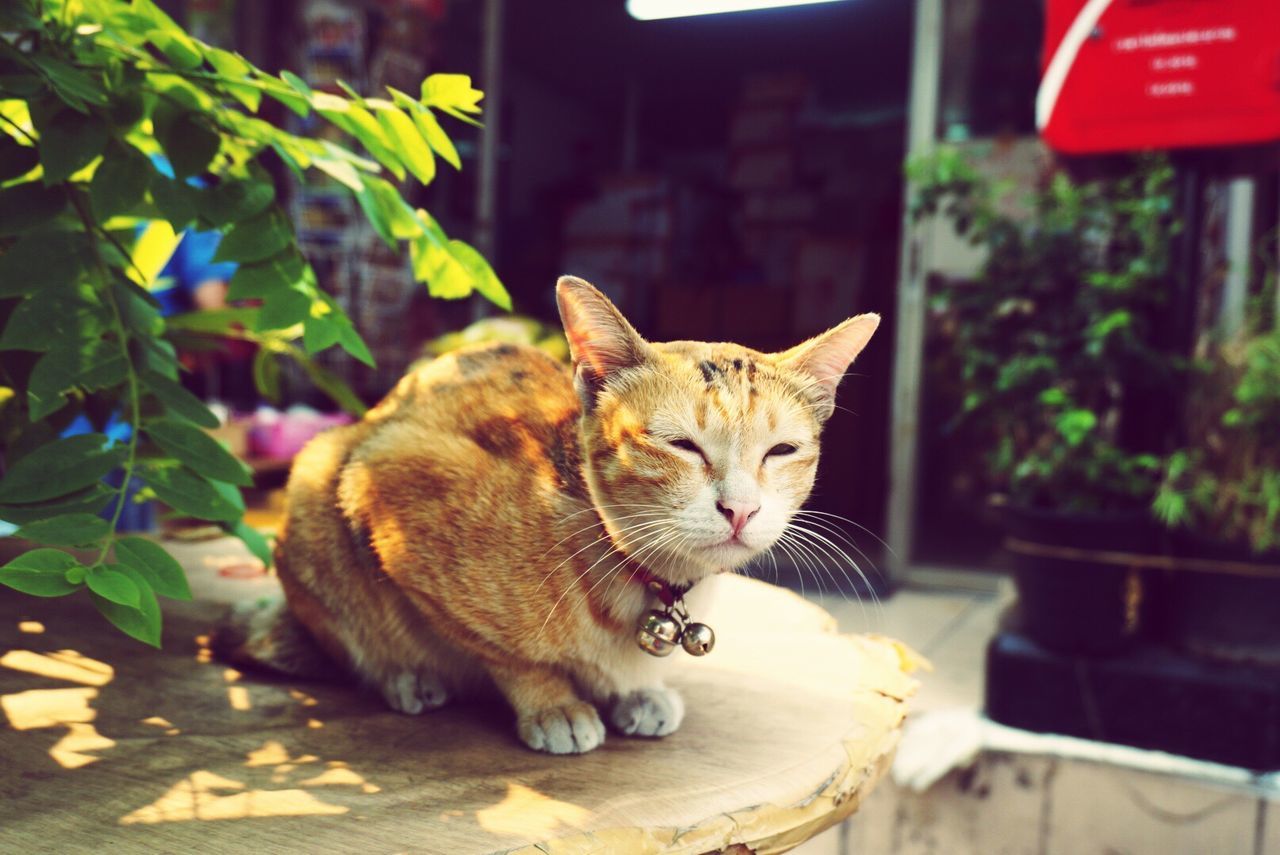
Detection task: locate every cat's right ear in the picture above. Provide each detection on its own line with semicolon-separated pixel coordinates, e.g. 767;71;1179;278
556;276;650;405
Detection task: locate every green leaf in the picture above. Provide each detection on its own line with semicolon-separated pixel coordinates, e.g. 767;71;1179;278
227;251;305;301
156;112;221;180
90;140;151;218
115;536;191;601
255;285;312;331
280;70;313;100
87;565;141;608
210;477;246;516
0;484;115;526
114;278;165;338
145;419;253;486
150;174;199;229
30;55;109;111
312;154;363;192
420;73;484;123
311;93;404;181
140;369;220;429
0;285;105;351
166;307;258;334
213;208;292;263
35;108;108;183
302;315;342;353
149;29;203;70
199;178;274;226
104;84;147;133
409;232;471;299
140;337;180;381
448;239;511;310
143;465;241;522
252;348;281;400
205;47;260;112
0;182;66;235
0;230;91;298
412;107;461;170
228;519;273;568
337;323;374;367
0;134;39;180
0;433;124;504
89;564;161;647
373;101;435;185
1055;409;1098;447
256;74;310;118
28;338;128;421
0;549;83;597
1038;388;1068;407
356;175;421;247
15;513;111;547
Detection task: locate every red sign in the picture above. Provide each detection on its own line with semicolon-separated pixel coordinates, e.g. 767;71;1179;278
1038;0;1280;153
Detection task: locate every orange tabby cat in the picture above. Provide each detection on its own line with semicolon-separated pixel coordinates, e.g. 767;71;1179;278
216;276;878;754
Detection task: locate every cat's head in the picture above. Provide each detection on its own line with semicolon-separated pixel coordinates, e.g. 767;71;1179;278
557;275;879;585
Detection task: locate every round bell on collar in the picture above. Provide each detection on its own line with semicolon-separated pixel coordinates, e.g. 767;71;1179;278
680;622;715;656
637;610;681;657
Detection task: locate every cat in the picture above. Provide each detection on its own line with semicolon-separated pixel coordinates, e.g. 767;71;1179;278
215;276;879;754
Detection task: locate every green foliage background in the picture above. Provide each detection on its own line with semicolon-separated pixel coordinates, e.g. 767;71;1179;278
0;0;508;644
909;148;1179;513
1153;261;1280;553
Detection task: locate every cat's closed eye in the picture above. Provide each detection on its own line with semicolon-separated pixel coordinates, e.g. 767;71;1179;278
765;443;799;458
669;437;705;458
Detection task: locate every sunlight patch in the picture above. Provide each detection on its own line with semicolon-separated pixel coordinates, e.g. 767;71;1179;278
119;771;349;824
2;686;97;730
49;721;116;769
475;781;591;839
0;650;114;686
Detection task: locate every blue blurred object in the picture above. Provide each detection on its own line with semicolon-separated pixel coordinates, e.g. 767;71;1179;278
101;470;156;534
146;154;238;315
61;414;156;534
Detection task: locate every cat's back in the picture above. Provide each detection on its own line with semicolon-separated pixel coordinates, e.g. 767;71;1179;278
370;341;576;442
344;342;587;511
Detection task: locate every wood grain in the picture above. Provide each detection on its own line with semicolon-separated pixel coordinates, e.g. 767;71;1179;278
0;546;918;854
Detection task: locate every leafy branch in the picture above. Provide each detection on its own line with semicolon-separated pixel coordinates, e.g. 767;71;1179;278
0;0;506;644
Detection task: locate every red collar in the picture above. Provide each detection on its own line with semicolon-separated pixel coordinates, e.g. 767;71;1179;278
630;566;692;607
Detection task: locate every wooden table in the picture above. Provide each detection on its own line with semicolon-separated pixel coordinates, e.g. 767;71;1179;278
0;538;920;854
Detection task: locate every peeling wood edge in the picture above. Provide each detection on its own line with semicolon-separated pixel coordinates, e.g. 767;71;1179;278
505;734;903;855
507;633;921;855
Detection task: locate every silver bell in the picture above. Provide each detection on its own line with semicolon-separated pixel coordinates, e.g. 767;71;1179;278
680;622;715;656
637;610;681;657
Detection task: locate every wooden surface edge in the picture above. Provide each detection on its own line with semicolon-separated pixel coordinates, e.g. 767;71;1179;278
510;730;902;855
510;630;920;855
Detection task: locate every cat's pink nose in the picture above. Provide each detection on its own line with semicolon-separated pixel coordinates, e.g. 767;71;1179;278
716;499;760;535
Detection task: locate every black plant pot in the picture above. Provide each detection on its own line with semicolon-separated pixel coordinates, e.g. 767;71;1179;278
1005;505;1158;656
1162;533;1280;665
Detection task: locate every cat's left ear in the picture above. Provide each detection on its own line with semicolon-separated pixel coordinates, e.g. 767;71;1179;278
556;275;651;404
777;313;880;421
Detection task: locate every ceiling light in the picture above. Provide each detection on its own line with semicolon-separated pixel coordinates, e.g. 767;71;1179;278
627;0;850;21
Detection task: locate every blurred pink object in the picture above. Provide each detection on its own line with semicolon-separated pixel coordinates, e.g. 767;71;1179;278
247;406;354;461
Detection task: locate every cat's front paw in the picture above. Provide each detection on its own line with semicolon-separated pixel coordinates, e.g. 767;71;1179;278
611;686;684;738
380;670;449;715
517;701;606;754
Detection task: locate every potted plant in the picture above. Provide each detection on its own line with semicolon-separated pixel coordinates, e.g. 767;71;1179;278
911;148;1179;654
1153;271;1280;663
